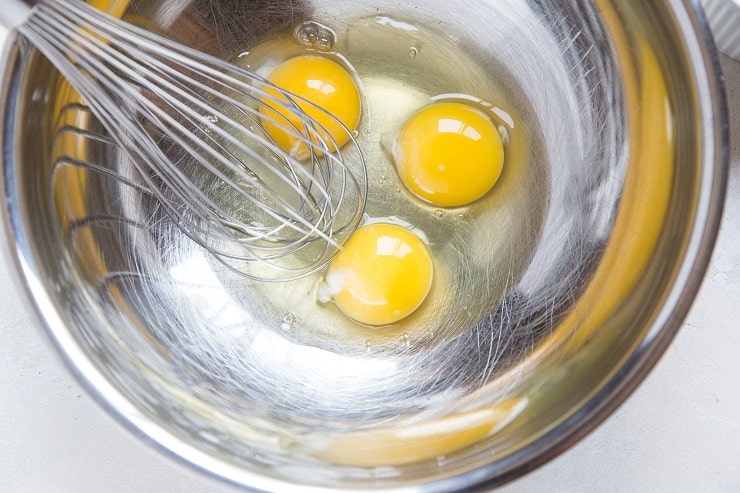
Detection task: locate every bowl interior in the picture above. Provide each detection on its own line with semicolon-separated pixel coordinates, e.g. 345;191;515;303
0;0;725;490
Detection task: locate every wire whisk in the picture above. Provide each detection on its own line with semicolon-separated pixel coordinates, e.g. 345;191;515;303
2;0;367;281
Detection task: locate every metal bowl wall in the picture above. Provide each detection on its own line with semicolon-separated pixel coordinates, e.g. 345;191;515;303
0;0;727;491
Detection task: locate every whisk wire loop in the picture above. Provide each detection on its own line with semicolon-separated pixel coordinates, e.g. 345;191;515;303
17;0;368;280
34;5;333;236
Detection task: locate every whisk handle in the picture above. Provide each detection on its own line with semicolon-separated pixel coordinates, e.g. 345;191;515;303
1;0;34;30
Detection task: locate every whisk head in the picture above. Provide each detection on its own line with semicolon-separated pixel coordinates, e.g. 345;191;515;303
18;0;367;281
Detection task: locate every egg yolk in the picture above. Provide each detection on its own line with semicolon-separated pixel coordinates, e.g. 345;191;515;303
260;55;361;160
393;102;504;207
318;223;433;326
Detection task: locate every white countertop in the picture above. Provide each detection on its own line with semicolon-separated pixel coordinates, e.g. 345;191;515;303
1;25;739;493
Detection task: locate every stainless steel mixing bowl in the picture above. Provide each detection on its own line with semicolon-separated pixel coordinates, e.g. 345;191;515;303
0;0;728;491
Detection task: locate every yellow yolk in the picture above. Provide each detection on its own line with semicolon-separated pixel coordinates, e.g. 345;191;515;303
394;102;504;207
260;55;361;160
318;223;433;326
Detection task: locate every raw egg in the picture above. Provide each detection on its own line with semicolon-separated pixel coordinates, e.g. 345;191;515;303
393;102;504;207
260;55;361;159
318;223;433;326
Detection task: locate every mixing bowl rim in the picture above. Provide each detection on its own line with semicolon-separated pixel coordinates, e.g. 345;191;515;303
464;1;730;489
0;0;729;490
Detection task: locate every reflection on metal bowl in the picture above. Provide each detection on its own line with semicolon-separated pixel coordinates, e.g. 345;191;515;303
0;0;727;491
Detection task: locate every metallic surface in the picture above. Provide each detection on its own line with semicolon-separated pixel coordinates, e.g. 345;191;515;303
0;0;728;491
5;0;368;282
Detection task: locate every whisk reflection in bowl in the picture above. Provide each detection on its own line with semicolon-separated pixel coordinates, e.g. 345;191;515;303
1;0;367;281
